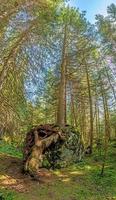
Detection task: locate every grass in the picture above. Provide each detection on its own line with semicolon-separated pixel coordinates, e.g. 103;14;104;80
0;141;22;159
0;189;15;200
0;141;116;200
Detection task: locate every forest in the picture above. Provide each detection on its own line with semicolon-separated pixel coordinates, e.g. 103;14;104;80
0;0;116;200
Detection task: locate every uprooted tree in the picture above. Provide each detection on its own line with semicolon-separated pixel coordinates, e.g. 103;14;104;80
23;11;85;177
23;124;84;176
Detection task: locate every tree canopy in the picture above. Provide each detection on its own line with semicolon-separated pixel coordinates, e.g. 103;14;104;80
0;0;116;151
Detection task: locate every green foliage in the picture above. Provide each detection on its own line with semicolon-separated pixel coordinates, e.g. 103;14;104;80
0;189;14;200
0;141;22;158
107;3;116;21
0;0;115;146
0;1;116;199
96;3;116;60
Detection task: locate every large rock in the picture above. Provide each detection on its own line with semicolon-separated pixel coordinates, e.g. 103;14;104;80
43;126;84;168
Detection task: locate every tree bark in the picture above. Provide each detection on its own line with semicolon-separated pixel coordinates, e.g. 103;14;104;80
70;82;78;127
57;24;67;127
85;64;93;153
24;130;60;175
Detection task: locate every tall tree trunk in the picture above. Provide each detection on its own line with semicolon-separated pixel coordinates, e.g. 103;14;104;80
70;82;78;127
100;84;109;176
85;64;93;153
95;101;98;140
97;69;110;175
95;65;111;141
104;65;116;102
57;25;67;127
95;88;99;141
100;80;111;141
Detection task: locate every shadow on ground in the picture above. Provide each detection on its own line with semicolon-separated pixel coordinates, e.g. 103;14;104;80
0;148;116;200
0;153;56;193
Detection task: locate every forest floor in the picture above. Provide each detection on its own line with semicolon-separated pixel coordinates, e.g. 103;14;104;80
0;141;116;200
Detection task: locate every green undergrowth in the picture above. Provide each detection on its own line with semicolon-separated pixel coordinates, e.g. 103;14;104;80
0;189;15;200
0;141;22;158
0;141;116;200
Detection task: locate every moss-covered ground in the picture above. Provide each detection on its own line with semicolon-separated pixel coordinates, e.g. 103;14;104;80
0;141;116;200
